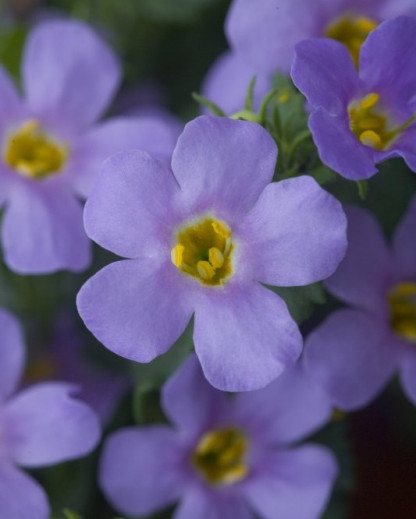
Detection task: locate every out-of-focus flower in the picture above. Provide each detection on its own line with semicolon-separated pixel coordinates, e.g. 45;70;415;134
0;309;100;519
0;19;178;274
77;115;347;392
226;0;416;75
25;313;130;423
305;197;416;410
291;17;416;180
99;355;336;519
201;50;270;115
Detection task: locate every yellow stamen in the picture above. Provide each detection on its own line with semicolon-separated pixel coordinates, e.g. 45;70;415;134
197;260;216;281
359;130;382;149
212;220;231;239
3;119;68;179
388;282;416;342
192;427;248;485
208;247;224;269
359;92;379;110
171;244;185;267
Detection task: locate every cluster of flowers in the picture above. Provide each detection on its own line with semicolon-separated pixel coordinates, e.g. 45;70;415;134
0;0;415;517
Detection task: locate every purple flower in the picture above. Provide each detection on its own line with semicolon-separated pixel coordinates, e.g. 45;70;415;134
77;115;347;391
0;309;100;519
201;50;270;115
226;0;416;75
291;17;416;180
0;19;177;274
304;197;416;410
99;355;337;519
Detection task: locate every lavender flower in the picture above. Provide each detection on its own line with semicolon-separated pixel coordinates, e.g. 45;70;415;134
99;355;337;519
77;115;347;391
304;197;416;409
0;19;177;274
0;309;100;518
226;0;416;75
291;17;416;180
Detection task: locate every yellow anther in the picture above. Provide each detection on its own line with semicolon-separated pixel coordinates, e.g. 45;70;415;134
208;247;224;269
197;261;216;280
355;16;378;33
171;244;185;268
389;282;416;342
212;220;231;239
359;130;382;149
359;93;380;110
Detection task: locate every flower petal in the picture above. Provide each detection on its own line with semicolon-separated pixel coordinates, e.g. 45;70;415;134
292;39;360;114
0;310;25;400
77;259;193;363
0;463;49;519
84;149;180;259
171;116;277;220
231;362;332;445
399;349;416;405
22;20;120;130
161;355;228;437
175;488;253;519
309;107;377;180
99;426;186;517
304;310;396;411
2;183;91;274
392;195;416;279
326;206;395;315
360;17;416;106
4;383;100;467
193;283;302;391
0;66;24;131
202;51;270;114
241;176;347;287
226;0;322;75
243;445;337;519
71;117;178;198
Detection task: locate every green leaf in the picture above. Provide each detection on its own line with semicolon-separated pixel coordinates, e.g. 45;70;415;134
244;76;257;111
0;25;26;81
192;92;225;116
62;510;82;519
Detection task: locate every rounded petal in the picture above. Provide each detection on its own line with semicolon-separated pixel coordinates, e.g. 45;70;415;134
0;310;25;400
202;51;270;114
292;39;360;114
304;310;397;411
226;0;322;75
4;383;100;468
99;426;186;517
232;362;332;445
84;150;181;259
77;259;193;363
243;445;337;519
175;488;253;519
23;20;120;129
193;283;302;392
392;195;416;279
326;206;395;315
241;176;347;287
399;349;416;405
309;107;378;180
71;117;178;198
360;17;416;106
392;126;416;172
161;355;228;437
171;116;277;220
0;463;49;519
2;183;91;274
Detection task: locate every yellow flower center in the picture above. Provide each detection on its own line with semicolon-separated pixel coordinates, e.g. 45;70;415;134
192;427;248;485
325;14;378;67
388;282;416;342
3;119;68;179
171;217;234;286
348;93;416;151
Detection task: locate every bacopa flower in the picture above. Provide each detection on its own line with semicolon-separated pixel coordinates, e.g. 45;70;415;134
0;309;100;519
99;355;337;519
202;50;270;115
0;19;178;274
226;0;416;75
291;16;416;180
304;197;416;410
77;115;347;391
